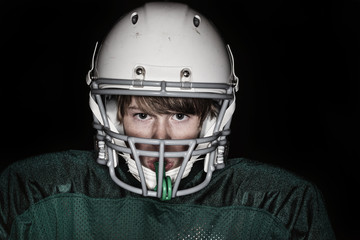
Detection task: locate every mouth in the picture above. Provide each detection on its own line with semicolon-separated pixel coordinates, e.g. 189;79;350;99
146;159;175;172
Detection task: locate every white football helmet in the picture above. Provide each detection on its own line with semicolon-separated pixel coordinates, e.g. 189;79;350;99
86;2;238;200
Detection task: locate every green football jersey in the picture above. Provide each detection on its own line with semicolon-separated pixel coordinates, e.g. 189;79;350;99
0;150;335;239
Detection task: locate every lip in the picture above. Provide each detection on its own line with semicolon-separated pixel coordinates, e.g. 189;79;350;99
147;159;174;172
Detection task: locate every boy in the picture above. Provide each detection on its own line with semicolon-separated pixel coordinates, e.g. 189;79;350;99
0;2;335;239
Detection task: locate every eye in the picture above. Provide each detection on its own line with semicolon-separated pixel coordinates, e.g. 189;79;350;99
173;113;188;121
135;113;149;120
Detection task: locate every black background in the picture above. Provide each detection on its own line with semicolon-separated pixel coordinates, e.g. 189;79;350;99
0;0;358;238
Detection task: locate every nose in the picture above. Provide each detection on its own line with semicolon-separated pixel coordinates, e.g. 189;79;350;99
152;117;171;140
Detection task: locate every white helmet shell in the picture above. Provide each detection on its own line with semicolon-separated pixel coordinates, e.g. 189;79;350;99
94;2;234;92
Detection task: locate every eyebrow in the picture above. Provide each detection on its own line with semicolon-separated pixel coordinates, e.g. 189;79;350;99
126;104;178;116
126;105;154;114
126;105;142;111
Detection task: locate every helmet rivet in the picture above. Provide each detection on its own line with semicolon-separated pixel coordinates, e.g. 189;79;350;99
193;15;201;27
135;66;144;75
183;70;190;78
182;69;191;78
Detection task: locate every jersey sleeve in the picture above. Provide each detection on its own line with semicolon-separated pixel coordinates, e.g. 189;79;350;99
0;162;21;239
189;158;336;239
288;182;335;239
0;150;100;239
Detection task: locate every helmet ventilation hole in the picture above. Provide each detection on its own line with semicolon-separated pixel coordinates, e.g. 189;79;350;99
131;12;138;25
193;15;201;27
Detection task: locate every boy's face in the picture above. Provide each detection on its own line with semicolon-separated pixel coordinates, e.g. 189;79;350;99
122;97;201;172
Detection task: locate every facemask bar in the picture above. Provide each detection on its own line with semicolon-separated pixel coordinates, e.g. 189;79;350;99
89;77;235;199
91;78;234;100
102;125;229;198
126;137;198;198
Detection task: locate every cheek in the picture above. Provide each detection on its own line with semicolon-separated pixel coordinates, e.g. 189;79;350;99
171;119;201;139
123;116;151;138
177;128;200;139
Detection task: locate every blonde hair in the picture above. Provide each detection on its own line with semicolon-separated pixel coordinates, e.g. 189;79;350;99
117;96;218;125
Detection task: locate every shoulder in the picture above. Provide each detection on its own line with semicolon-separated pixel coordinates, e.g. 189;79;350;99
221;158;310;191
0;151;91;234
0;150;100;196
213;157;323;211
0;150;121;237
3;150;96;174
186;157;320;208
0;150;109;198
197;158;335;239
2;150;93;189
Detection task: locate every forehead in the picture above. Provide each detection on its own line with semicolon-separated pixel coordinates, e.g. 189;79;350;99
119;95;214;118
125;96;179;114
127;97;140;108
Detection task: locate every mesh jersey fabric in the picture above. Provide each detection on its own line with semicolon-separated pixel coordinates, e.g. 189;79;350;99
0;150;335;239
